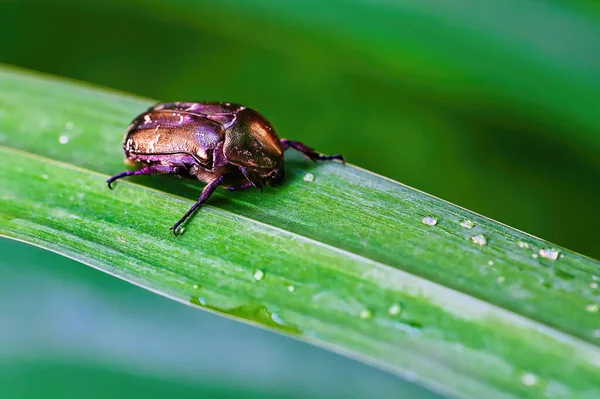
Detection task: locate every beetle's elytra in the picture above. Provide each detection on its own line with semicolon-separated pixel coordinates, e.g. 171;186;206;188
107;101;344;234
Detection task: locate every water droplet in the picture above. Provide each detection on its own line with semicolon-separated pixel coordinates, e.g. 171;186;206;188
421;216;437;226
539;248;559;260
303;173;315;182
388;303;402;316
189;296;206;306
58;135;69;144
117;236;126;243
359;309;372;320
65;121;74;130
487;260;494;266
41;174;48;180
586;303;599;313
192;284;200;290
271;313;285;325
521;373;537;386
460;219;474;229
531;253;538;259
517;241;530;249
253;269;265;281
471;234;487;246
590;282;598;290
287;285;295;292
497;276;505;284
594;329;600;338
224;304;299;333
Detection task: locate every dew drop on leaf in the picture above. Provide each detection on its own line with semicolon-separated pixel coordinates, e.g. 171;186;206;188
521;373;537;386
189;296;206;306
253;269;265;281
539;248;559;260
359;309;373;320
303;173;315;182
585;303;599;313
388;303;402;316
471;234;487;246
422;216;437;226
460;219;474;229
271;313;285;325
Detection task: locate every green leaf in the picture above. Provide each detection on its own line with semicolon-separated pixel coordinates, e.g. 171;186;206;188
1;65;599;399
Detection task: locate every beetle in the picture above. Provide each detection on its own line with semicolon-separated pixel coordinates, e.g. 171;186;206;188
106;101;344;234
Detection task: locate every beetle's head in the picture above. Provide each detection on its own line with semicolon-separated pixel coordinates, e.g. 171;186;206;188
223;107;285;186
266;158;285;187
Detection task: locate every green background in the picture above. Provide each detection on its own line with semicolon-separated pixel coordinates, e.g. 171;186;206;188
1;0;599;398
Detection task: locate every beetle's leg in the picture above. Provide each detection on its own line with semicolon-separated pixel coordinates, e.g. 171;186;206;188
106;165;176;189
280;139;345;163
239;167;264;193
227;181;255;191
170;175;225;235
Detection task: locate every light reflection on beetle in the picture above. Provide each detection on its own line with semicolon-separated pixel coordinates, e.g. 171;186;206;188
107;102;344;234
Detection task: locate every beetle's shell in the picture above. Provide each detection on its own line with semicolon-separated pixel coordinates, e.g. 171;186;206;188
151;102;244;129
124;110;224;166
123;101;284;185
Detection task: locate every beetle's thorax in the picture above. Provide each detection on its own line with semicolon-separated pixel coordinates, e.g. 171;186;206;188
223;108;283;171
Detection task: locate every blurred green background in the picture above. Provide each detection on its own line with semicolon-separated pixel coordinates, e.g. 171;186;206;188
1;0;599;398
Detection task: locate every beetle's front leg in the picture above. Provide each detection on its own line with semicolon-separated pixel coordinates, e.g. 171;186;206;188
106;165;177;189
281;139;345;163
239;167;264;193
170;175;225;235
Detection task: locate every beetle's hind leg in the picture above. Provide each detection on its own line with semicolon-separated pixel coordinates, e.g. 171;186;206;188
280;139;345;163
170;175;225;235
106;165;176;189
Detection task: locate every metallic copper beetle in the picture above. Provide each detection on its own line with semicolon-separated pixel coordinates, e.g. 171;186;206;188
107;102;344;234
